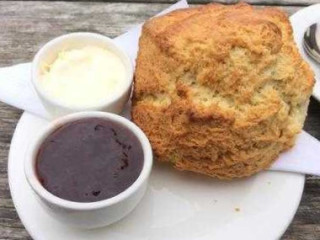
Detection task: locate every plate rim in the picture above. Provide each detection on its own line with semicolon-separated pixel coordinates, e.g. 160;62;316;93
8;113;40;240
290;3;320;102
7;3;320;239
8;112;306;240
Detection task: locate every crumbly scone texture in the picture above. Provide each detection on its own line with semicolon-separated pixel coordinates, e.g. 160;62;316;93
132;3;314;179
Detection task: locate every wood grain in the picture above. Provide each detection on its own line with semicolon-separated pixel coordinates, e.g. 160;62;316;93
0;0;318;6
0;1;318;240
0;1;303;67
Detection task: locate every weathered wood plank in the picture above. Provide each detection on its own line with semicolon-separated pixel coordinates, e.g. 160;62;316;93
0;2;175;67
0;0;317;7
0;1;303;67
0;1;318;239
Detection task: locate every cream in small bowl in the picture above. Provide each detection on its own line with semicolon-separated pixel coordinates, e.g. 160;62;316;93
32;33;133;118
24;111;153;228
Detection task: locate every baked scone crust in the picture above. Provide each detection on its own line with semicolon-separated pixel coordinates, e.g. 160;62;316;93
132;3;314;179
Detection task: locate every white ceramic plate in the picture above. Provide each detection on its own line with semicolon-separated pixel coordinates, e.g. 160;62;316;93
290;4;320;101
9;5;320;240
8;112;304;240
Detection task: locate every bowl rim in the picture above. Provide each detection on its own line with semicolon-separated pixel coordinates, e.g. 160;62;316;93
24;111;153;211
31;32;133;111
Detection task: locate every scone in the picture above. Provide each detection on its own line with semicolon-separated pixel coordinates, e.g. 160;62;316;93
132;3;314;179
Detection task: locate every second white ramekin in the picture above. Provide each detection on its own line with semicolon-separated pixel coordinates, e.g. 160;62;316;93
32;32;133;119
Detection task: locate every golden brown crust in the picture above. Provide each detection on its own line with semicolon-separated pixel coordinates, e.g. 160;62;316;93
132;3;314;179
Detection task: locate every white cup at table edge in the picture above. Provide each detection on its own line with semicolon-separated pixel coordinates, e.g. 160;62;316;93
32;32;133;119
24;111;153;229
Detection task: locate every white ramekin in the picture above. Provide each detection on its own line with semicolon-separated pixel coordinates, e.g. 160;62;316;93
24;111;153;229
32;32;133;119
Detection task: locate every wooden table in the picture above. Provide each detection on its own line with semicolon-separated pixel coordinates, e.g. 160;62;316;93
0;0;319;239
